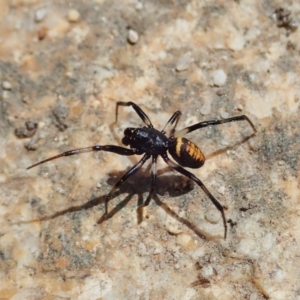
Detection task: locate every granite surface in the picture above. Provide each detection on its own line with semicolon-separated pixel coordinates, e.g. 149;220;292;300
0;1;300;299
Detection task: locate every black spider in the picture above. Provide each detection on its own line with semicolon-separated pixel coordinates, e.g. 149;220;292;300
27;101;256;239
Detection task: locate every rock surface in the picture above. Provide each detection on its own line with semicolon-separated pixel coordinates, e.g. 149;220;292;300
0;1;299;300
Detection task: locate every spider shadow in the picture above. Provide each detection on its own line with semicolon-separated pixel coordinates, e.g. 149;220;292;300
97;166;196;223
16;162;211;239
16;165;197;229
97;167;212;240
98;167;217;240
205;134;255;160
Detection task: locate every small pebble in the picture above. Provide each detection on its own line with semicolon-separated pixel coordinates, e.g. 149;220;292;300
199;61;209;68
274;269;285;282
217;185;225;195
26;119;38;131
127;29;139;44
159;261;166;269
216;88;227;96
135;1;143;10
236;104;243;111
220;111;229;119
165;219;182;235
205;209;220;224
212;69;227;86
153;247;165;255
200;264;214;278
221;140;229;146
200;103;211;116
68;9;80;23
249;293;257;300
2;81;12;90
52;102;69;131
138;242;147;256
226;33;245;51
174;263;180;270
176;53;193;72
34;8;47;22
177;233;192;247
15;125;35;139
37;26;47;40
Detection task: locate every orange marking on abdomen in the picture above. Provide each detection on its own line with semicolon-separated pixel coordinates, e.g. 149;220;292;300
187;141;204;163
176;137;182;157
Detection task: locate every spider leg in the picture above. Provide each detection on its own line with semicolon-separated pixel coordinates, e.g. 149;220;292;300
161;111;181;135
27;145;137;169
105;154;151;214
174;115;256;138
161;153;227;239
116;101;153;128
143;155;158;207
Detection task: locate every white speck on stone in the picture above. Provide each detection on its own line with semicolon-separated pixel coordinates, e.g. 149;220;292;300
199;61;209;68
2;81;12;90
226;33;245;51
176;52;193;72
135;1;143;10
128;29;139;44
200;264;214;278
212;69;227;86
212;37;226;50
68;9;81;23
205;209;220;224
220;111;229;119
221;139;229;146
174;263;180;270
249;293;258;300
177;233;192;247
235;104;244;111
0;173;7;183
153;247;165;255
165;215;183;235
274;269;285;282
34;8;47;22
158;51;167;59
160;261;166;269
78;273;113;298
138;242;147;256
217;185;225;195
173;251;181;260
200;103;211;115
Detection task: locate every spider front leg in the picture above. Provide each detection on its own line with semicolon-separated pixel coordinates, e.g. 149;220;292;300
116;101;153;128
27;145;137;169
161;111;181;136
162;153;227;239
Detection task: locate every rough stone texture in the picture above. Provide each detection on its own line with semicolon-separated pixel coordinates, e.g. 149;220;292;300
0;1;300;300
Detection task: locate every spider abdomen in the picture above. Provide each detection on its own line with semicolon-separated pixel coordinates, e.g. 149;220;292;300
169;137;205;169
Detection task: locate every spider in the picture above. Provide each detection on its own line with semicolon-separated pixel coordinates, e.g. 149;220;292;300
27;101;256;239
